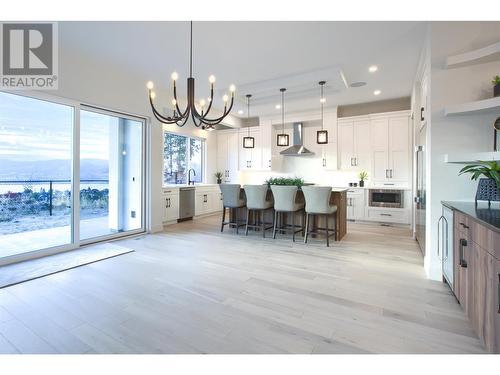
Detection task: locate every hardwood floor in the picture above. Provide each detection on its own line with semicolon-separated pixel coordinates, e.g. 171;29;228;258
0;215;486;354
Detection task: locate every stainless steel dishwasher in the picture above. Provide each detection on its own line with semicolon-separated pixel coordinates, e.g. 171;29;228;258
179;186;195;221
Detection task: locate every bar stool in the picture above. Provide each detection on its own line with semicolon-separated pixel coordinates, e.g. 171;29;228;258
219;184;246;233
243;185;274;237
270;185;305;242
301;186;337;247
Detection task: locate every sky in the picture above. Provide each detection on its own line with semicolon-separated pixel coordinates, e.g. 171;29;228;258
0;91;110;162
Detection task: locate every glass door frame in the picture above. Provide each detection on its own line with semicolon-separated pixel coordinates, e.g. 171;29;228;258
79;104;147;246
0;90;148;266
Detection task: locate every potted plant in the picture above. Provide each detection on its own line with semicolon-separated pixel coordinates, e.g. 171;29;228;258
265;177;305;188
493;75;500;97
215;171;223;184
459;161;500;203
359;171;368;187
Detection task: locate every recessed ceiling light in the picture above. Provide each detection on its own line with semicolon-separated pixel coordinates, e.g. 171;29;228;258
369;65;378;73
275;104;281;109
350;81;366;88
237;110;244;115
373;90;381;96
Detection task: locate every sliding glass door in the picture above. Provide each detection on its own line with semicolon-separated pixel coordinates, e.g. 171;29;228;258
0;92;74;258
0;92;146;263
79;107;145;242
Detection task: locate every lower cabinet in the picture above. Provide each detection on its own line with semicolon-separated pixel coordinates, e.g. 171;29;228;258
195;186;222;216
346;189;365;221
453;211;500;353
162;189;179;223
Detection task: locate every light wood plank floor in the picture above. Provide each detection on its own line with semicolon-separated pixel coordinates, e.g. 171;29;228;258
0;215;486;354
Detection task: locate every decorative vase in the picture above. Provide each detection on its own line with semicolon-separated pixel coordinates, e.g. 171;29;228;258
475;178;500;204
495;83;500;98
217;178;222;184
359;180;364;187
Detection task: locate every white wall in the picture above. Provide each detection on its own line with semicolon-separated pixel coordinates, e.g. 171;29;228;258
54;36;220;233
426;22;500;280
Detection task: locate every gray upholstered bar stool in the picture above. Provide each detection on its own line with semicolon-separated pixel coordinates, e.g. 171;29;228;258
301;186;337;247
270;185;305;242
219;184;246;233
243;185;274;237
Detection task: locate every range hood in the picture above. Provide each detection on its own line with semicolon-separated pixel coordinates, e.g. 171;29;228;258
280;122;314;156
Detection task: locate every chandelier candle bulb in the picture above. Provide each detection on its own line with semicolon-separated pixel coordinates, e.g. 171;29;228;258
229;84;236;93
150;91;156;99
146;81;154;90
223;94;229;103
209;75;216;84
171;72;178;81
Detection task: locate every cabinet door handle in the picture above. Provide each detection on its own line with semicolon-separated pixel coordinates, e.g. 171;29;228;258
269;159;271;168
385;169;389;178
350;157;353;166
437;215;443;259
390;169;393;178
380;213;392;217
459;238;468;268
354;157;357;166
497;273;500;314
420;107;425;122
322;158;326;167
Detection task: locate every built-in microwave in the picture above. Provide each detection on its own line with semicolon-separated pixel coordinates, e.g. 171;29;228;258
369;189;404;208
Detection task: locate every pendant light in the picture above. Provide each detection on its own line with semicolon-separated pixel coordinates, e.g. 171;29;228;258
276;88;289;147
243;94;255;148
316;81;328;144
146;21;235;129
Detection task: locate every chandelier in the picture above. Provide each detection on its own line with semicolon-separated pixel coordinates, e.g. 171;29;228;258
146;21;235;130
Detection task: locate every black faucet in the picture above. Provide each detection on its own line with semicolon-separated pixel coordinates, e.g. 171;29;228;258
188;168;196;185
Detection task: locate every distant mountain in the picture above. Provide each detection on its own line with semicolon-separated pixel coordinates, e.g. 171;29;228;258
0;159;108;181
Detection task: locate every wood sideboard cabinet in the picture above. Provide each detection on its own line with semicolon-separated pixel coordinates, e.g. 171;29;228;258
452;209;500;353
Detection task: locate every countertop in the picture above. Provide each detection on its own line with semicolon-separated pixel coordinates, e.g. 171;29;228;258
335;185;411;190
442;200;500;233
163;183;219;189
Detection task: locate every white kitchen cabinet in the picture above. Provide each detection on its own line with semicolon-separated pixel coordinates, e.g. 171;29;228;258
338;118;371;171
217;131;239;183
371;115;410;183
238;128;262;170
162;188;179;223
346;188;366;221
260;120;273;170
195;186;221;216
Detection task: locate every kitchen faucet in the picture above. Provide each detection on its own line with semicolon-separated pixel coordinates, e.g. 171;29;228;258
188;168;196;185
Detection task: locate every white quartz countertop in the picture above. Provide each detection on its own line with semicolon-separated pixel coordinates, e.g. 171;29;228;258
163;183;219;189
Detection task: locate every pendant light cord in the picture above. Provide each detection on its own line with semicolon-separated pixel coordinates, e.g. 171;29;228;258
281;89;285;133
190;21;193;77
321;83;324;130
247;94;251;137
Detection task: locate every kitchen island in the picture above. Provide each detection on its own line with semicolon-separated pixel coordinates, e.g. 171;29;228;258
234;187;347;241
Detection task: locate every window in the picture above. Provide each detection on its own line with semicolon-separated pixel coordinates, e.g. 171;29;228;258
163;132;204;185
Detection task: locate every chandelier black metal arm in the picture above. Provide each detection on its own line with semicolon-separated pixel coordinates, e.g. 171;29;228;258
146;21;235;128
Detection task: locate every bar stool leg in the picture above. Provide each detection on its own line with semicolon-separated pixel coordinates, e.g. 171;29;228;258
262;210;266;238
325;213;329;247
273;210;278;239
304;213;310;244
245;208;250;235
292;211;296;242
236;208;240;234
221;207;226;232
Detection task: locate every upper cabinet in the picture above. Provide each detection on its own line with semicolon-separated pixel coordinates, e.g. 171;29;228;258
371;115;410;184
216;131;239;183
338;118;371;171
238;129;262;170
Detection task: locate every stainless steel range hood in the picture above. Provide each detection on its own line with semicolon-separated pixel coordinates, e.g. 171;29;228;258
280;122;314;156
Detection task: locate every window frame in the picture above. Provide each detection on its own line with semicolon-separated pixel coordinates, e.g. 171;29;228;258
162;131;206;186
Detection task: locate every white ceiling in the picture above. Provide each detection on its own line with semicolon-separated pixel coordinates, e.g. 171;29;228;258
60;21;426;118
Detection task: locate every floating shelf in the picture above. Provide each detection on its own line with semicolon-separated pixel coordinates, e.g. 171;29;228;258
446;41;500;69
444;96;500;116
444;151;500;164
